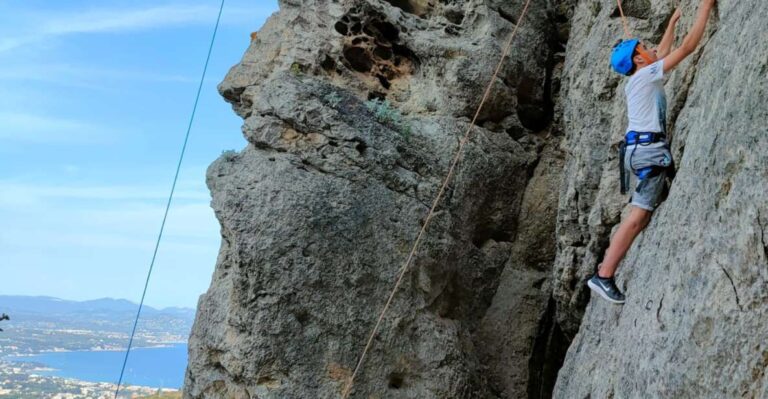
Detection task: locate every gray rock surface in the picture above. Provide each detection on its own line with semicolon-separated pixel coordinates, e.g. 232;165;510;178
185;0;768;397
554;0;768;397
184;0;568;398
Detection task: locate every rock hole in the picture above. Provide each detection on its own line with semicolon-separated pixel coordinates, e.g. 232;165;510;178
354;140;368;155
372;21;400;42
444;8;465;25
516;77;550;131
328;140;339;147
392;44;418;63
336;8;418;91
362;24;376;38
506;125;526;140
383;0;419;15
444;25;459;35
373;45;393;60
472;227;512;248
343;47;373;72
388;372;404;389
294;310;310;325
517;105;548;131
368;91;386;101
334;21;348;35
220;86;245;105
320;55;337;72
376;74;392;89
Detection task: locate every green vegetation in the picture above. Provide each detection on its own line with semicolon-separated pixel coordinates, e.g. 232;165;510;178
290;62;303;75
323;91;343;108
364;98;412;138
221;149;239;161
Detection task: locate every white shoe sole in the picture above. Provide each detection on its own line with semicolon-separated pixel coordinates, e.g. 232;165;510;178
587;280;626;305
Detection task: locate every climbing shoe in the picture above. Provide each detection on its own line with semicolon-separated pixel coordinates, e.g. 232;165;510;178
587;275;626;304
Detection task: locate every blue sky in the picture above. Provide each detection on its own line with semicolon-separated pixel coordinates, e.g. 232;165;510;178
0;0;279;308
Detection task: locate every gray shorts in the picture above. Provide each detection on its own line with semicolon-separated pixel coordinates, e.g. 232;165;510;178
624;142;673;211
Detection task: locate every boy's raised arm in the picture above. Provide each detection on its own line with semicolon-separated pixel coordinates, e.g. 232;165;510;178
657;8;681;58
663;0;716;73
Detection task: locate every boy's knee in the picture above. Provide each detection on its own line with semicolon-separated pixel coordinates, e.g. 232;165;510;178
625;218;643;233
628;209;652;231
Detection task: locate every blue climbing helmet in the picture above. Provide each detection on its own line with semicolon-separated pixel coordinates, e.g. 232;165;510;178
611;38;640;76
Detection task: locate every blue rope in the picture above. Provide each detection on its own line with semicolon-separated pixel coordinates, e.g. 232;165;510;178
114;0;225;397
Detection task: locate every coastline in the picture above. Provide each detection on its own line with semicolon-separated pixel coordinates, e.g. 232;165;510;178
1;344;187;396
6;341;186;356
1;358;181;398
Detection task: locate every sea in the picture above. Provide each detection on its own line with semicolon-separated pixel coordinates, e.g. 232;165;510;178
10;343;188;389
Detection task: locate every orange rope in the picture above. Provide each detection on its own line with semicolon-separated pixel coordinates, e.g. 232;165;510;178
340;0;533;397
617;0;683;39
617;0;632;38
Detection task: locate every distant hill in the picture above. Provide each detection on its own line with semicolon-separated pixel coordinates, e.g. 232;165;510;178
0;296;194;316
0;295;195;335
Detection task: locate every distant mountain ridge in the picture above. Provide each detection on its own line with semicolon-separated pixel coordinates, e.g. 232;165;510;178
0;295;195;335
0;295;194;316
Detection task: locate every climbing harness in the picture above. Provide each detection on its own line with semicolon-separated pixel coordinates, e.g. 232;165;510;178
619;131;673;195
341;0;533;397
625;131;666;145
113;0;225;397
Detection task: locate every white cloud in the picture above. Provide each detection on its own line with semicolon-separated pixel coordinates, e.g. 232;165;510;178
63;165;81;174
0;179;218;258
0;180;210;208
1;5;211;53
0;3;278;54
42;5;218;35
0;112;115;144
0;190;221;307
0;64;196;87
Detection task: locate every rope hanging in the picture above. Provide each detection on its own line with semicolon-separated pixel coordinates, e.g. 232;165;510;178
618;0;684;39
617;0;633;38
113;0;226;397
341;0;534;397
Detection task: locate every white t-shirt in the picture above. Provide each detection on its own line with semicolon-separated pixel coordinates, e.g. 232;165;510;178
625;60;667;134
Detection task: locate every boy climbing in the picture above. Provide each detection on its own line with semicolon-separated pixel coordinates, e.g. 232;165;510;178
588;0;717;304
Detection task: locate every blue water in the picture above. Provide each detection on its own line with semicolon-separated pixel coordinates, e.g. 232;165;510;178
11;344;187;389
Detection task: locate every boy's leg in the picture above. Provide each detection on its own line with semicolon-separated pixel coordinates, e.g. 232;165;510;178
590;153;668;303
598;206;652;278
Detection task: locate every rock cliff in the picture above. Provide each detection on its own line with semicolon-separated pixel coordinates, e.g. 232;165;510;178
184;0;768;398
554;0;768;397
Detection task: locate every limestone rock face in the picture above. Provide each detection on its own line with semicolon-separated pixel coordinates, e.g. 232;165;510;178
184;0;567;398
184;0;768;397
553;0;768;397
